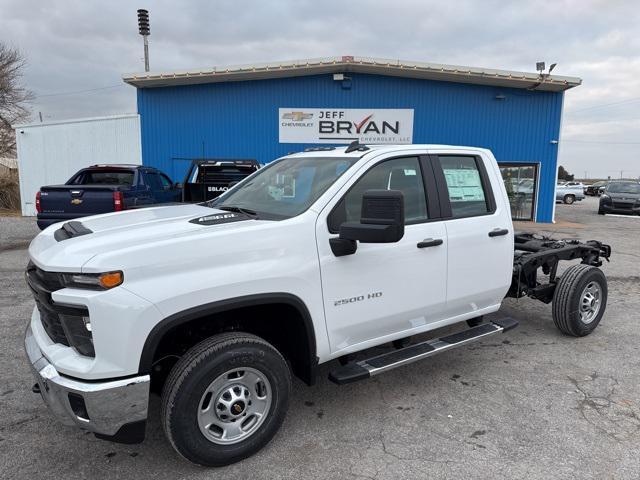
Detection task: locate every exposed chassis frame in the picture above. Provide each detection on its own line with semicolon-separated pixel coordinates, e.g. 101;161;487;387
508;232;612;303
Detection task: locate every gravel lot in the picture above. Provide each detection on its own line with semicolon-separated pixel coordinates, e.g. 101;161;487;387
1;197;639;479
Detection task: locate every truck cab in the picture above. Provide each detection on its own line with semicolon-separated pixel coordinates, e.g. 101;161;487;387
24;144;609;466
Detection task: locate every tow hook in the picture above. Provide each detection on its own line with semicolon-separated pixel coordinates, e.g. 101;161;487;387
32;383;41;394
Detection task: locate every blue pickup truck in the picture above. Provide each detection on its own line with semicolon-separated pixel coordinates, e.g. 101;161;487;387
35;164;181;229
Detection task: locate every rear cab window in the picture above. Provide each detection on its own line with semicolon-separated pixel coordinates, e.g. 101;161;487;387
71;169;135;186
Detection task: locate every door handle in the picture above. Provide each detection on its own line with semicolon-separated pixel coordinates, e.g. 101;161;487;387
417;238;443;248
488;228;509;237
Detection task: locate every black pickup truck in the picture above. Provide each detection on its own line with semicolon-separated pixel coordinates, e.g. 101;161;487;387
181;159;260;202
36;164;181;229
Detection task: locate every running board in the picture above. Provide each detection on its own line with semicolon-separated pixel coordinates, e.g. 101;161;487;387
328;318;518;385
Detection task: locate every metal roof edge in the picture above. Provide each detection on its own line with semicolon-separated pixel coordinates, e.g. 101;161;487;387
122;56;582;92
13;113;140;129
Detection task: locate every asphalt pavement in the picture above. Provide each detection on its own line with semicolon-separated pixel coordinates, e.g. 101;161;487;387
1;197;639;479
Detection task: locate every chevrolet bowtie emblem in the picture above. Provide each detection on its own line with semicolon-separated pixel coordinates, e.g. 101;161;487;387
71;198;83;205
282;111;313;121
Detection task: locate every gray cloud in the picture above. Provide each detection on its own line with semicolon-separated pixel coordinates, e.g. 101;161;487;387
2;0;638;178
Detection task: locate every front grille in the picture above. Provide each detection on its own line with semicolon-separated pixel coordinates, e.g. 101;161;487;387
26;263;68;345
37;301;70;346
25;262;94;356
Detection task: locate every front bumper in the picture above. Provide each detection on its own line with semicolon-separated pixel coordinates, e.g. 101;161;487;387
25;324;150;443
600;203;640;215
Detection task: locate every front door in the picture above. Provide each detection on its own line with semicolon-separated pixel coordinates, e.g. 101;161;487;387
316;155;448;354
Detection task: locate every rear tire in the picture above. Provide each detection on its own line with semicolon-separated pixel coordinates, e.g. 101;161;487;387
552;264;607;337
563;194;575;205
161;332;291;467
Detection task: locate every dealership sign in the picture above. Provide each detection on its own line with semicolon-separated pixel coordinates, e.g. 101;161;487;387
279;108;414;144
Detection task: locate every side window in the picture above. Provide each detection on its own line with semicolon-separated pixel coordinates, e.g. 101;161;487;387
145;172;163;191
328;157;428;232
436;155;492;218
159;173;173;189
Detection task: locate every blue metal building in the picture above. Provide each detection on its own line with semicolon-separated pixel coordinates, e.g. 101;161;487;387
124;57;581;222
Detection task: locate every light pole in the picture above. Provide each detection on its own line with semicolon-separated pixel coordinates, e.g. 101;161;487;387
137;9;150;72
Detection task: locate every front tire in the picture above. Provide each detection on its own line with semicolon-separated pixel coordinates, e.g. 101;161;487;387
552;264;607;337
161;333;291;466
563;194;575;205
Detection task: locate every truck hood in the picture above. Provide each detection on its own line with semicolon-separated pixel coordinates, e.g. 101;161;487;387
29;204;265;272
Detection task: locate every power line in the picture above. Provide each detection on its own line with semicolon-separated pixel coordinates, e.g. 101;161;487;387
562;139;640;145
34;84;126;99
565;96;640;114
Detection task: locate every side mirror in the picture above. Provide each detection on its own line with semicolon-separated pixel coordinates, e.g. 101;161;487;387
330;189;405;257
174;182;183;189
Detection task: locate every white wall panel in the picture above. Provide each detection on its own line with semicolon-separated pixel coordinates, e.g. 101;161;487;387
15;115;141;216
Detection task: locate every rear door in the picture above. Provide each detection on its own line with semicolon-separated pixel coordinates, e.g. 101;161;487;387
430;150;513;317
316;153;449;354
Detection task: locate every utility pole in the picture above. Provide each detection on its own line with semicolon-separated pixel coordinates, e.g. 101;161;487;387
137;9;150;72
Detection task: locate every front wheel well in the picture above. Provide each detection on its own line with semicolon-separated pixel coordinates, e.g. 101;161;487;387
141;295;317;392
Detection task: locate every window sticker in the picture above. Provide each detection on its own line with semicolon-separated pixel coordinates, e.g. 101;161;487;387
443;169;485;201
269;173;296;199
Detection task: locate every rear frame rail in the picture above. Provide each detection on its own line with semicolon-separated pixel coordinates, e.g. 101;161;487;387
508;232;611;303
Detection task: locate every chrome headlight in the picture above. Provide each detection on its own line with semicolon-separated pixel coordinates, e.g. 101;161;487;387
61;271;123;290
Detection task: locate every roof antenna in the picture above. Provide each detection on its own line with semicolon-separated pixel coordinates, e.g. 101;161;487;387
345;140;370;153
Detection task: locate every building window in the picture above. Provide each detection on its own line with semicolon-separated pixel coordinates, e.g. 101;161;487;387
499;163;538;221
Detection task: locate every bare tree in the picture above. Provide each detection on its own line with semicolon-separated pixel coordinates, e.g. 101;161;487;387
0;43;33;157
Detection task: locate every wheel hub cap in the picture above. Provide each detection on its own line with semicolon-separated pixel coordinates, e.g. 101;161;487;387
579;281;602;324
197;367;272;445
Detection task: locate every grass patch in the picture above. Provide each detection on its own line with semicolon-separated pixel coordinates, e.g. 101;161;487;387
0;167;21;213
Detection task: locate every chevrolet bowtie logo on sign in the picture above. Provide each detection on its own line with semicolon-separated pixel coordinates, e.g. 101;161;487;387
279;108;414;144
282;111;314;121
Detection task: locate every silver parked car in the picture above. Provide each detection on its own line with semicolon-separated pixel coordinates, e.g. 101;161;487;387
556;182;585;204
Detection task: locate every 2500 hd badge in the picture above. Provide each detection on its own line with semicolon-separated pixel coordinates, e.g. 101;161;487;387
334;291;383;306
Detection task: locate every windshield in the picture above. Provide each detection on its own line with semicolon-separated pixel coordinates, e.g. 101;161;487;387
209;157;358;219
607;182;640;194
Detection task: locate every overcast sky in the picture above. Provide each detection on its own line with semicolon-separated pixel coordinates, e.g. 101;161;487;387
2;0;638;179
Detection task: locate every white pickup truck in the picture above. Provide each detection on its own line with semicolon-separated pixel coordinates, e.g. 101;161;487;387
24;143;611;466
